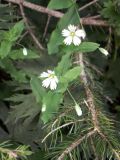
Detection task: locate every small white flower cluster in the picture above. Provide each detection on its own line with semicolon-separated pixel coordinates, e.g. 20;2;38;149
40;70;58;90
62;24;86;46
39;24;85;114
40;25;85;91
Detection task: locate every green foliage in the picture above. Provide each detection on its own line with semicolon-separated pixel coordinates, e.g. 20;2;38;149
48;5;80;54
0;21;24;58
55;52;72;75
0;0;120;160
48;0;74;9
62;42;100;53
30;76;45;103
60;66;81;83
0;4;17;31
101;0;120;35
0;141;32;160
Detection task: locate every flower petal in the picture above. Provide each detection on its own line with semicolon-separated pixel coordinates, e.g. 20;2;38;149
62;29;70;37
54;76;59;83
42;78;51;88
64;36;72;45
40;72;49;78
75;29;86;39
73;36;81;46
68;24;76;32
50;79;57;90
47;70;54;74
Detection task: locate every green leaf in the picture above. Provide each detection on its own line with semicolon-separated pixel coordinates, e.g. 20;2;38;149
4;20;24;42
48;0;74;9
62;42;100;53
55;52;72;75
30;76;46;104
0;21;24;58
48;6;80;54
0;59;26;82
41;91;63;123
61;66;81;83
0;40;12;58
9;49;40;60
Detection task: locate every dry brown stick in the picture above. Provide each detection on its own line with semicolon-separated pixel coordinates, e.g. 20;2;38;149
79;0;99;11
4;0;109;27
42;15;51;40
57;129;97;160
19;1;44;50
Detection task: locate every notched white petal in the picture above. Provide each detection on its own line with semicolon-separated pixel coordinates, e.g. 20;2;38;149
47;70;54;74
62;29;70;37
73;36;81;46
40;72;49;78
50;80;57;90
75;29;86;39
64;36;72;45
42;78;51;88
68;24;76;32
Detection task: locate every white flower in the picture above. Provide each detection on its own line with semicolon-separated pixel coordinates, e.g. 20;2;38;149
23;48;28;56
42;104;46;112
40;70;58;90
74;103;82;116
99;47;109;56
62;24;86;46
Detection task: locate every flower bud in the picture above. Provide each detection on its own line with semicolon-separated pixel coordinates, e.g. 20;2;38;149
74;103;82;116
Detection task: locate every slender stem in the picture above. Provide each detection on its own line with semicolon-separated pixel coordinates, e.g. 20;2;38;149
19;1;44;50
67;89;78;105
78;0;99;11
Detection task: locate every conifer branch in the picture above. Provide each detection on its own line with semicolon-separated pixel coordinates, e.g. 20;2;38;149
57;129;97;160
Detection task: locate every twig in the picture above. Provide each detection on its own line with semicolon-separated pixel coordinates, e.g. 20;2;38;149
19;1;44;50
17;30;28;43
4;0;109;27
57;129;97;160
78;0;99;11
87;15;101;19
42;15;51;40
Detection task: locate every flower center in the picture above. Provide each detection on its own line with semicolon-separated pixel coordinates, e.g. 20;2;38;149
49;74;55;79
70;32;75;37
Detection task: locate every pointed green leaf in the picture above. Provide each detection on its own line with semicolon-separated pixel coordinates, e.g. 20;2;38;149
4;20;24;42
41;92;63;123
61;66;81;83
48;0;74;9
30;76;45;104
48;6;80;54
0;40;12;58
9;49;40;60
62;42;100;53
55;52;72;75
